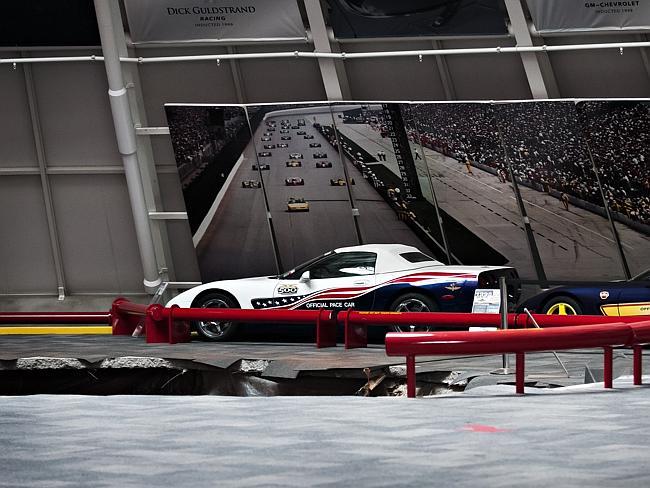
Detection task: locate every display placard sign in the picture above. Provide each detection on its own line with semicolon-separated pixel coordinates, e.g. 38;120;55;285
527;0;650;32
471;289;501;314
124;0;306;43
381;104;423;200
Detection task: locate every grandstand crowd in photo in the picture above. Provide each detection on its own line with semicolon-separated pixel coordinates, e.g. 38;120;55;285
407;101;649;228
167;106;246;189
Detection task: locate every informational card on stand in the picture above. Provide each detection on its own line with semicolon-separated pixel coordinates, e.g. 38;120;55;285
470;288;501;331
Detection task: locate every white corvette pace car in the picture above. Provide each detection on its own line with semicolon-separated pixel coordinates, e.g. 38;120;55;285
167;244;519;341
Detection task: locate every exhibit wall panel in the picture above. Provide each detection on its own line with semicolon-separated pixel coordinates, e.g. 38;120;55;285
0;55;37;167
156;172;201;282
0;176;58;294
138;47;239;126
547;35;650;98
30;50;120;166
441;38;531;100
49;174;144;294
235;44;326;103
342;41;446;101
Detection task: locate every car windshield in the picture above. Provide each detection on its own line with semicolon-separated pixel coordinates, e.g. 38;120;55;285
279;252;332;279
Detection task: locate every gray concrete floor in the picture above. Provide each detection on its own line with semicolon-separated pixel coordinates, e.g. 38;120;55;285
2;379;650;487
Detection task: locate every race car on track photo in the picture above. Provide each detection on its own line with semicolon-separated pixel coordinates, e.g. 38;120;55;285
252;163;270;171
166;244;519;341
285;177;305;186
263;144;276;149
261;136;271;141
286;160;302;168
304;134;314;139
241;180;261;188
316;161;333;168
289;152;303;159
309;143;322;148
519;268;650;316
280;129;290;134
287;197;309;213
330;178;348;186
258;152;272;157
313;152;328;158
278;143;289;148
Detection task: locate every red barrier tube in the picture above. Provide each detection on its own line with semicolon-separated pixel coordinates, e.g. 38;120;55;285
0;312;111;324
169;307;331;324
385;323;632;357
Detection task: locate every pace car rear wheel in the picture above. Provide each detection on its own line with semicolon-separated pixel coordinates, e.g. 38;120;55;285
542;296;582;316
193;292;239;341
390;293;438;332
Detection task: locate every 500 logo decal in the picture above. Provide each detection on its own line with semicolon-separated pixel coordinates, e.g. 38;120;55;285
277;284;298;295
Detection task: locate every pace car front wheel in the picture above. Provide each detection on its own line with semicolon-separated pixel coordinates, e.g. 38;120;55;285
389;293;438;333
542;296;582;316
193;292;239;341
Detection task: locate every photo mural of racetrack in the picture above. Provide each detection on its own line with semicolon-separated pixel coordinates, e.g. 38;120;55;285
165;100;649;290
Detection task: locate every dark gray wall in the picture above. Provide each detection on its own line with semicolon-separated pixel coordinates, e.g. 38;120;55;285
0;10;649;297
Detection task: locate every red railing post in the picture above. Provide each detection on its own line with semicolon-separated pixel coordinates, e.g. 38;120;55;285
316;309;337;348
343;308;368;349
516;352;525;394
406;355;416;398
603;346;613;388
633;345;643;386
111;297;141;335
145;304;168;343
168;304;191;344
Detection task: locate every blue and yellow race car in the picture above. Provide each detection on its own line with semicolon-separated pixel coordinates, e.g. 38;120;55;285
519;269;650;316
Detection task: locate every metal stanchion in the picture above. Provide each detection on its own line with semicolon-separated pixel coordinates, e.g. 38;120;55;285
491;276;514;375
524;308;570;377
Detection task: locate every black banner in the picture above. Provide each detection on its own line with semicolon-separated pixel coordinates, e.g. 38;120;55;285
326;0;507;39
1;1;100;47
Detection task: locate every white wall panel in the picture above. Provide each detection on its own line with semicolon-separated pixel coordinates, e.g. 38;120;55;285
49;174;143;293
138;47;238;126
343;41;446;101
235;44;326;102
0;53;37;166
442;38;531;100
547;35;650;98
30;50;120;166
0;176;57;293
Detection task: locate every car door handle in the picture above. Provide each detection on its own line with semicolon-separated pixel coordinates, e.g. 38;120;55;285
354;281;368;285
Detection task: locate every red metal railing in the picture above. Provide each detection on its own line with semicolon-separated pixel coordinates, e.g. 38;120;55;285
385;320;650;397
0;312;111;324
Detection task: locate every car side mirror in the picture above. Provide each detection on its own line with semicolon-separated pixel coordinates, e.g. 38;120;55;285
300;271;311;282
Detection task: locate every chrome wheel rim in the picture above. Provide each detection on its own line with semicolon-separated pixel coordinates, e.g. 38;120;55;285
197;298;233;339
393;298;433;332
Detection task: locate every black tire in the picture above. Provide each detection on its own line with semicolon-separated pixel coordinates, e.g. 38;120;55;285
389;293;439;332
192;292;240;341
542;295;583;316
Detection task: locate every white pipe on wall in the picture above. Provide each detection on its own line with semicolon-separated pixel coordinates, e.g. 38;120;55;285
1;41;649;65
